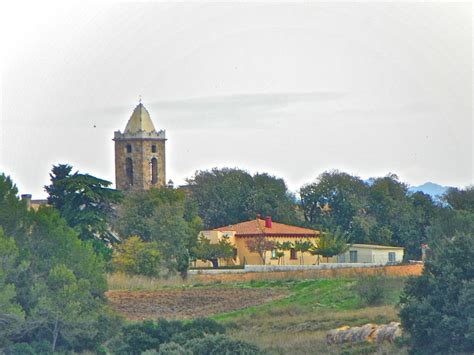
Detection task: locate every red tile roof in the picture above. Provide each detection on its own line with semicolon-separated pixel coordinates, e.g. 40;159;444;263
213;218;318;237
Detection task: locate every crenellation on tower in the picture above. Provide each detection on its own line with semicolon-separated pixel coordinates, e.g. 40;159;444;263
113;103;167;191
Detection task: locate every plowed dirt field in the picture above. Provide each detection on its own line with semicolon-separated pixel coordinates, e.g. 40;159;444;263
106;288;287;320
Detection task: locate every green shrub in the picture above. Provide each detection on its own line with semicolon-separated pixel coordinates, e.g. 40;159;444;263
185;334;262;355
115;318;226;354
158;342;191;355
353;275;388;306
112;236;161;277
121;321;159;354
184;318;225;335
172;318;225;345
5;343;36;355
120;319;184;354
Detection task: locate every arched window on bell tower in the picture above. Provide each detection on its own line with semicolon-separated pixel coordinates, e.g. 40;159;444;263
151;158;158;184
126;158;133;185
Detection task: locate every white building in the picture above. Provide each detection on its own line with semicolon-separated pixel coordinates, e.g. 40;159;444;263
337;244;404;264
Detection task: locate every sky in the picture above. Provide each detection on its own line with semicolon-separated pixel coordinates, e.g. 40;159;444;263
1;1;472;198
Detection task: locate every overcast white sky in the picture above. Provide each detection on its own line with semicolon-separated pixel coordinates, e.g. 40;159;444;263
1;1;472;198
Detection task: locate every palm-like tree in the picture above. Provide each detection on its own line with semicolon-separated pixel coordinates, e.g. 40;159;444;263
294;240;315;265
275;251;285;265
310;228;350;264
276;241;293;265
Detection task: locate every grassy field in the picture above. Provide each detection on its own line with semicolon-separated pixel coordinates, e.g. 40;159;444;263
107;274;408;354
210;278;406;354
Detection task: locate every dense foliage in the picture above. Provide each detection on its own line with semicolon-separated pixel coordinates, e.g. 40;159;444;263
44;164;122;260
108;317;260;354
112;236;161;276
0;174;119;353
309;229;349;263
300;171;451;260
400;233;474;354
399;187;474;354
192;235;234;268
114;187;202;277
186;168;299;229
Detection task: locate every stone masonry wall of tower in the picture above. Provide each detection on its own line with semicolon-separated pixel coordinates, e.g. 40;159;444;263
113;103;166;191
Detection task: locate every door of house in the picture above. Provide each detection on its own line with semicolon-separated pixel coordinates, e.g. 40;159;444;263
349;250;358;263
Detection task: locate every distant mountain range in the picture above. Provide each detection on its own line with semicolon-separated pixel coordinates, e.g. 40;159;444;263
408;182;451;200
363;180;451;200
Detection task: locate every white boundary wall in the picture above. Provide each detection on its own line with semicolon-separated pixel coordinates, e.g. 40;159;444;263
188;262;391;275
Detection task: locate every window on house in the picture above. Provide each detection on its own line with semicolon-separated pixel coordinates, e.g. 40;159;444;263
151;145;157;153
126;144;132;153
349;250;358;263
125;158;133;185
290;248;297;260
150;158;158;184
232;248;238;260
388;252;396;263
271;249;277;259
338;254;346;263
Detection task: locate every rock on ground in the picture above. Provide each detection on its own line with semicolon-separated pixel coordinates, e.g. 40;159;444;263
326;322;402;345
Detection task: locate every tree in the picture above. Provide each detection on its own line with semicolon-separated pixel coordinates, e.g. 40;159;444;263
310;229;349;264
245;235;275;265
192;235;233;269
275;251;285;265
275;241;293;265
404;191;439;260
0;229;24;348
112;236;161;276
186;168;300;229
0;174;31;244
293;240;314;265
45;164;122;258
0;174;120;352
400;233;474;354
300;170;368;231
443;186;474;212
28;207;107;298
31;264;101;352
186;168;255;229
115;188;202;276
250;173;300;225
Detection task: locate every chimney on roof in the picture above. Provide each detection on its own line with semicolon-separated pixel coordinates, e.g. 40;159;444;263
265;216;272;228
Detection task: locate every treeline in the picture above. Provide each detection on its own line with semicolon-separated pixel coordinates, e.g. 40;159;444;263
0;170;261;354
187;168;473;260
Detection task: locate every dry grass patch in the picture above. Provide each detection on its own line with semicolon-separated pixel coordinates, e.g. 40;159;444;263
227;306;402;354
107;272;195;290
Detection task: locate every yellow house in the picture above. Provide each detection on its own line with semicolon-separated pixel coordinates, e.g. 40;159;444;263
196;217;405;267
197;216;320;266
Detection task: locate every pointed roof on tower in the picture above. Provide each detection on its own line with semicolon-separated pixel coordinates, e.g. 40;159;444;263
124;103;156;133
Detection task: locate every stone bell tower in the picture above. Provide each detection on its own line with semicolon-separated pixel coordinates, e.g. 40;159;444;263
113;102;166;191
